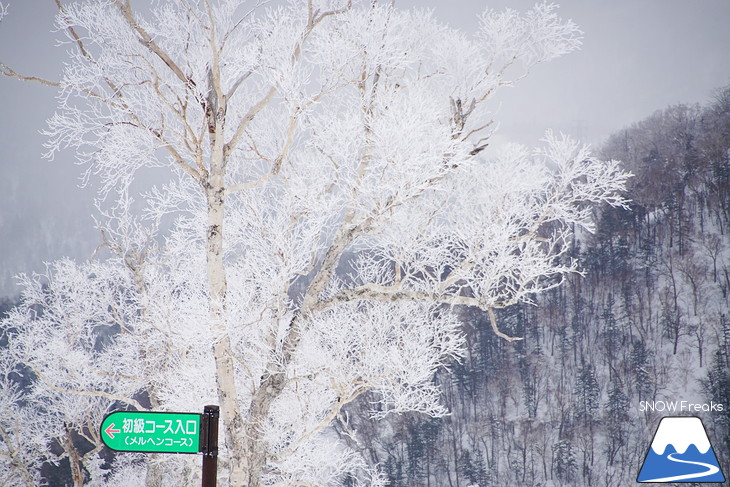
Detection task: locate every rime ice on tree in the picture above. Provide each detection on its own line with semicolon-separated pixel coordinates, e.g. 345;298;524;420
0;1;630;485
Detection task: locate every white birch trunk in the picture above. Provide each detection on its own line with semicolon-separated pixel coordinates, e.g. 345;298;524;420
204;102;252;485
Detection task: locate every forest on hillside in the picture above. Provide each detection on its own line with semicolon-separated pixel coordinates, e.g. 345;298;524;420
337;86;730;487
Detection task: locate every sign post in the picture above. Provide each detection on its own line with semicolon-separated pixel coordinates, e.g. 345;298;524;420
201;405;219;487
100;406;219;486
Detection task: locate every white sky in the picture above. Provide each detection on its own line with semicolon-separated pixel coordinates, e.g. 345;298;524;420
1;0;729;296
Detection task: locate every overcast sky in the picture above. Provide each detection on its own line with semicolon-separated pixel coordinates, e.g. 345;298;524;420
1;0;729;297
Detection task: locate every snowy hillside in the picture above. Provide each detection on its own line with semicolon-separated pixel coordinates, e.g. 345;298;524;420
345;86;730;487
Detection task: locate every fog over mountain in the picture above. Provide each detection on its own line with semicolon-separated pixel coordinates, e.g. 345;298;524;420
1;0;729;296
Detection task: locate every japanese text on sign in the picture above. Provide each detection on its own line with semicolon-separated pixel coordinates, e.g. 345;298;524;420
100;411;202;454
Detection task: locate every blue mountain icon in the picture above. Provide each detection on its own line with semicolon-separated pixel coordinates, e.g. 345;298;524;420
638;417;725;483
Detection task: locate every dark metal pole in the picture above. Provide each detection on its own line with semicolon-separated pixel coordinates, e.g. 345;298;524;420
201;405;219;487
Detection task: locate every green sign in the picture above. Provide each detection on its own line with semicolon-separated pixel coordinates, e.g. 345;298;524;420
100;410;202;454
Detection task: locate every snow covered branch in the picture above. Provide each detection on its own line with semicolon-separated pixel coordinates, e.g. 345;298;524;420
0;1;628;485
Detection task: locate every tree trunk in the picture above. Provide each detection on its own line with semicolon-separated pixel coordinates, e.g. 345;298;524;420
205;110;250;485
63;425;85;487
243;371;288;487
144;458;163;487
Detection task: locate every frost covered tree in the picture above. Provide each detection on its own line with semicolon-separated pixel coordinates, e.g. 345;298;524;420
0;1;629;486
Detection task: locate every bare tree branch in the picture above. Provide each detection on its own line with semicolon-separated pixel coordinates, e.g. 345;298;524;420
0;62;59;86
